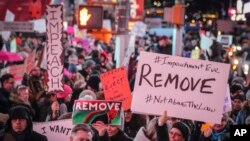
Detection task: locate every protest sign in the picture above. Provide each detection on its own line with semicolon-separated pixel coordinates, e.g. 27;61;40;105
123;34;136;68
217;35;233;47
25;50;36;73
131;52;230;124
0;10;14;41
223;86;232;113
73;100;122;125
131;21;147;37
46;5;64;92
0;21;34;32
200;34;213;51
32;19;46;33
100;67;132;110
33;119;73;141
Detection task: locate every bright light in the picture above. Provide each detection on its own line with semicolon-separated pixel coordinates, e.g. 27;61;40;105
243;64;249;75
237;46;242;51
228;51;233;57
191;19;195;23
217;31;221;36
195;46;199;50
233;59;239;65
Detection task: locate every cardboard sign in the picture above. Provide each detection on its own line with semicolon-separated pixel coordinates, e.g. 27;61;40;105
131;52;230;124
73;100;122;125
0;21;34;32
33;119;73;141
223;86;232;113
100;67;132;110
46;5;64;92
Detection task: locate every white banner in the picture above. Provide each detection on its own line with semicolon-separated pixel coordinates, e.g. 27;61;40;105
33;119;73;141
131;52;230;124
46;5;64;92
0;22;34;32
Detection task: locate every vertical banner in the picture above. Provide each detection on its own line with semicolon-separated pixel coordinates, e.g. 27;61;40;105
100;67;132;110
46;5;64;92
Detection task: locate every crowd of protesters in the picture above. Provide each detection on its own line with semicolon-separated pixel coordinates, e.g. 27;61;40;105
0;18;250;141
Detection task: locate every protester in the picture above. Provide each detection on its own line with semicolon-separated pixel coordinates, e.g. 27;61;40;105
236;90;250;125
2;105;48;141
56;85;72;115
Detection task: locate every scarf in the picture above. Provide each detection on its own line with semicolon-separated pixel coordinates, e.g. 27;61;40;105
211;129;226;140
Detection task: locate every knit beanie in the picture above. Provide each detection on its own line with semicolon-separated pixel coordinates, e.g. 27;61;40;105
78;90;97;100
172;122;190;141
56;85;72;99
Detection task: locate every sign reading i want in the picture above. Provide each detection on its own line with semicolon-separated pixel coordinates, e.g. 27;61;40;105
46;5;64;92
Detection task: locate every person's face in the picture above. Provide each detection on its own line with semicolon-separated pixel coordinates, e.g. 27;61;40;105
19;89;29;102
3;78;15;91
106;125;119;137
124;111;133;122
213;116;227;132
232;99;242;111
11;119;27;133
169;128;185;141
64;94;72;102
70;130;92;141
51;101;59;112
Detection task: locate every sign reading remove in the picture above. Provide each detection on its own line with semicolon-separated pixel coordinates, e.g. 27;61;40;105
131;52;230;124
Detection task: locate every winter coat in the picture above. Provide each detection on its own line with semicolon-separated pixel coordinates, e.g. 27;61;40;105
134;127;151;141
2;131;47;141
109;130;133;141
236;102;250;125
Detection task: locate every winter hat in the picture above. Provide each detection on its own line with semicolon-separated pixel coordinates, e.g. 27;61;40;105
87;75;100;92
231;91;245;102
68;64;78;73
78;90;97;100
230;83;244;94
159;35;167;41
172;122;190;141
246;90;250;100
56;85;72;99
9;105;31;120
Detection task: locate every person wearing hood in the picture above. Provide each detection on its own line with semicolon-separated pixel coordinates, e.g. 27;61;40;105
1;105;47;141
236;90;250;125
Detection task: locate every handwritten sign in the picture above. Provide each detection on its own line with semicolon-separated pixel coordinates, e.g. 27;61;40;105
33;119;73;141
73;100;122;125
100;67;132;110
131;52;230;124
46;5;64;92
0;21;34;32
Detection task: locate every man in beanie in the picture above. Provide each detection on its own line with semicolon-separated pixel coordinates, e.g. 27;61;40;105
229;91;245;122
2;105;48;141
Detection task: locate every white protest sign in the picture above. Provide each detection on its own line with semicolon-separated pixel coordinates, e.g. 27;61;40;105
32;19;46;33
131;52;230;124
217;35;233;47
46;5;64;92
33;119;73;141
200;34;213;51
223;85;232;113
1;10;15;41
131;21;147;37
0;22;34;32
123;34;136;68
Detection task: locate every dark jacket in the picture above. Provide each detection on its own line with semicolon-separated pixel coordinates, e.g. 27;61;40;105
236;102;250;125
0;88;12;114
2;131;47;141
110;130;133;141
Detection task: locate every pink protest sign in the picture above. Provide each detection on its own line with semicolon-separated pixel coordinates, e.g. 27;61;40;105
131;52;230;124
46;5;64;92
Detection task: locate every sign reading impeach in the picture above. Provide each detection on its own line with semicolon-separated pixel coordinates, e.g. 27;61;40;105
46;5;64;92
131;52;230;124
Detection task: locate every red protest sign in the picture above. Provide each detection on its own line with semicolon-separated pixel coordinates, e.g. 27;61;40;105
100;66;132;110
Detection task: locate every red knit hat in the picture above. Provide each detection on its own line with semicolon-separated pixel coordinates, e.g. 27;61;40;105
56;85;72;99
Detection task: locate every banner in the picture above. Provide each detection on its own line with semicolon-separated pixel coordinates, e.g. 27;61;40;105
0;21;34;32
46;5;64;92
73;100;122;125
131;52;230;124
100;67;132;110
33;119;73;141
